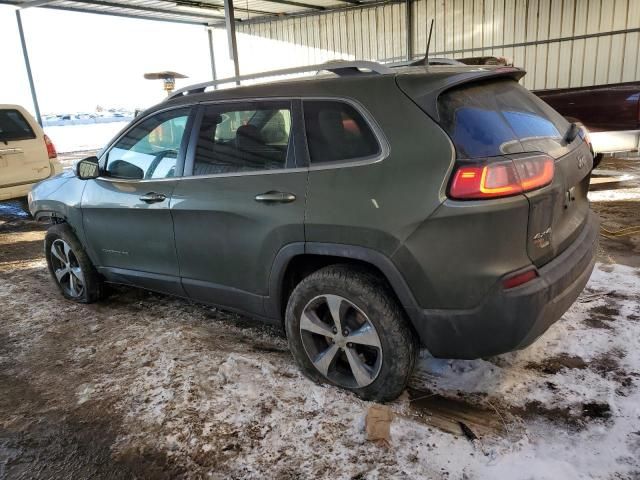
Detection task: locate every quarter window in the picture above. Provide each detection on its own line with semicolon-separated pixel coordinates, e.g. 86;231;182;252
193;102;291;176
303;101;380;164
105;108;190;180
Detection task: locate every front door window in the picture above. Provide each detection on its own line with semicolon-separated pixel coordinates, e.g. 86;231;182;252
105;108;190;180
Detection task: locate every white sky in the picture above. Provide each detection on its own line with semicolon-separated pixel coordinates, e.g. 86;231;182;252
0;4;346;117
0;5;214;114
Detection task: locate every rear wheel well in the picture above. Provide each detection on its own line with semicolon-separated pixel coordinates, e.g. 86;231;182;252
280;254;403;320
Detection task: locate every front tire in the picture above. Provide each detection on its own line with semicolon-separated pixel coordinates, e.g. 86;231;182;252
45;223;104;303
285;265;417;402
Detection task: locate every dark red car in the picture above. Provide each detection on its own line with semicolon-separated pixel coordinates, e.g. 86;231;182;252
535;82;640;156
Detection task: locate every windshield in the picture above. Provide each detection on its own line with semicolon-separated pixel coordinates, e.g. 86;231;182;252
438;79;571;159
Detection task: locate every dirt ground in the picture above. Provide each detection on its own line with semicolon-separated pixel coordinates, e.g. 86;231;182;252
0;156;639;479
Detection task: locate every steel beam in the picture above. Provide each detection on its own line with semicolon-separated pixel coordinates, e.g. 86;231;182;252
18;0;57;9
223;0;240;83
207;27;218;88
404;0;411;61
15;10;42;126
258;0;325;10
218;0;404;26
174;0;274;17
42;4;207;24
70;0;226;20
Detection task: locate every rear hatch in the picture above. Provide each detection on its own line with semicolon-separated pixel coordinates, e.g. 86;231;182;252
398;73;592;267
0;108;51;187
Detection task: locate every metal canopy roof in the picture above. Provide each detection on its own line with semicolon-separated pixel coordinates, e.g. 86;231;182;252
1;0;366;24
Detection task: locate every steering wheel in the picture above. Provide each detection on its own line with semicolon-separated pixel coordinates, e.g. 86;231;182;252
145;149;177;179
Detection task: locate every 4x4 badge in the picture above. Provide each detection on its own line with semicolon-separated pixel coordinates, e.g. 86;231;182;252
533;228;552;248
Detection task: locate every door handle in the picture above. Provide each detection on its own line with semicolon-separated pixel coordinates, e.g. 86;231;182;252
254;191;296;203
139;192;167;203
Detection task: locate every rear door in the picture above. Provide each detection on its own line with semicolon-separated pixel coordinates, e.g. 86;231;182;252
0;107;51;187
171;100;306;316
428;78;592;266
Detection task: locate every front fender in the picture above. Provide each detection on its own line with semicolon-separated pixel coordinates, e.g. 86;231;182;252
29;172;88;245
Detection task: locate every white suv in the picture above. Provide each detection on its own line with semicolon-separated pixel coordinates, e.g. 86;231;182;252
0;104;62;201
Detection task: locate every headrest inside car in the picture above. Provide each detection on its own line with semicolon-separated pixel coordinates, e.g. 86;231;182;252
235;124;263;150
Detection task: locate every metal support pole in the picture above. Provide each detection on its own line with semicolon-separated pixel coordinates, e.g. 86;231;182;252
15;9;42;126
207;28;218;89
223;0;240;85
405;0;412;61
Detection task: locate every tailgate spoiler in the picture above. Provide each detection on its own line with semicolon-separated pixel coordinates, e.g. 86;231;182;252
395;67;526;122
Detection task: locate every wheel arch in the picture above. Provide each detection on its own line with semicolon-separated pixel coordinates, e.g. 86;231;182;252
266;242;421;327
33;210;66;223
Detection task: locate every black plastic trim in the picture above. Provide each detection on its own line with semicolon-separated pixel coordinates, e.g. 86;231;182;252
97;266;185;297
182;277;264;317
265;242;421;325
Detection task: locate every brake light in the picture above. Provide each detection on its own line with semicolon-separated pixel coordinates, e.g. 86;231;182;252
449;155;554;200
44;134;57;159
503;268;538;289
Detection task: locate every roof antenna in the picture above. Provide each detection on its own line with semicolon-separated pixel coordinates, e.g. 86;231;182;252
410;18;434;67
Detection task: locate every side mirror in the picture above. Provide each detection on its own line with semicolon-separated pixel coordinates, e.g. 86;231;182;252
76;156;100;180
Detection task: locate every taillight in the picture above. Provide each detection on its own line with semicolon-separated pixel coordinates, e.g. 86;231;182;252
449;155;554;200
44;134;57;159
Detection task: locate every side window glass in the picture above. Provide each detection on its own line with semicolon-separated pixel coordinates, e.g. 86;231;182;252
106;108;190;180
303;101;380;164
193;102;291;176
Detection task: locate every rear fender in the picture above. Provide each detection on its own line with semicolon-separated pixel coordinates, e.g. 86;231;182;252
266;242;422;326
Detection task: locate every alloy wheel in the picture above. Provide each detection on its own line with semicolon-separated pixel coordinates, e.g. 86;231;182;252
50;239;85;298
300;294;383;388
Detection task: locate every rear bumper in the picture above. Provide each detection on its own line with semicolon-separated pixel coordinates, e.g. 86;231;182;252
0;182;36;201
0;162;61;202
591;130;640;154
416;211;599;359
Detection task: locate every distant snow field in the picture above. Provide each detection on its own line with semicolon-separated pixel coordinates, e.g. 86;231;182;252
44;122;129;153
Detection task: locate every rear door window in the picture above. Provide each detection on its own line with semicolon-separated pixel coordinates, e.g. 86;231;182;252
438;79;571;159
0;109;36;142
303;101;380;164
192;101;292;176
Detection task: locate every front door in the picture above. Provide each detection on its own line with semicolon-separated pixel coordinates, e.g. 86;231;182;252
81;106;192;295
171;101;306;316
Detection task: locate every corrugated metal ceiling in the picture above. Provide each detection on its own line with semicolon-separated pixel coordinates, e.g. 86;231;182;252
0;0;376;24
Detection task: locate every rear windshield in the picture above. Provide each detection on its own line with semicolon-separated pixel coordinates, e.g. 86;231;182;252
438;79;571;159
0;109;36;142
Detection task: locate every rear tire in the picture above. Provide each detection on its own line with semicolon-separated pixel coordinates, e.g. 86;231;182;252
593;153;604;170
285;265;417;402
45;223;104;303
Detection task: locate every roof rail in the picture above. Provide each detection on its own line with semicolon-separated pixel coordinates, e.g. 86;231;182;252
167;61;392;100
387;57;465;68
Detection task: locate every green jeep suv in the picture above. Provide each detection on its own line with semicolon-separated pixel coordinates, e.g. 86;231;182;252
29;62;598;401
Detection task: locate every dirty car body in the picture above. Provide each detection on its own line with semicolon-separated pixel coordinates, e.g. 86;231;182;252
29;63;598;400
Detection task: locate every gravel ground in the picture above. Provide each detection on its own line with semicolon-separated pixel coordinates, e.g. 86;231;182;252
0;156;639;479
